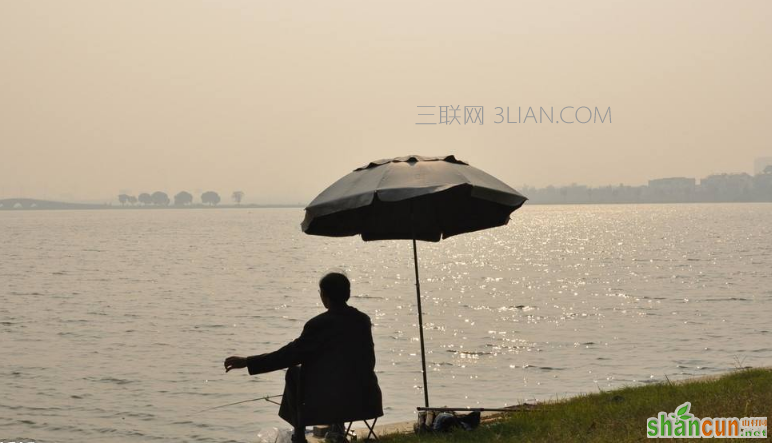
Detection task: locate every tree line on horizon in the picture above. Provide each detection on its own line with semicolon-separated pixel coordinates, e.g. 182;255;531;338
117;191;245;207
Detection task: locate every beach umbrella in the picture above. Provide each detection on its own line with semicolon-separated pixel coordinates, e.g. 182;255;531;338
301;155;527;407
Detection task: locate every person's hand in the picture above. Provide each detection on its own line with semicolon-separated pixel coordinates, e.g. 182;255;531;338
224;356;248;373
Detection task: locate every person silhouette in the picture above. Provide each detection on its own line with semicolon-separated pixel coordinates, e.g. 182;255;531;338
224;272;383;443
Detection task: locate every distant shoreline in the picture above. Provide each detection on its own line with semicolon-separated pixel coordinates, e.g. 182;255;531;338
1;198;771;211
0;199;304;210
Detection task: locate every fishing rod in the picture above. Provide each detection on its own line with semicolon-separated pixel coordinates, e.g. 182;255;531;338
189;394;284;416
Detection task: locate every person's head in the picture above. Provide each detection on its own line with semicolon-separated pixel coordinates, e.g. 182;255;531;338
319;272;350;308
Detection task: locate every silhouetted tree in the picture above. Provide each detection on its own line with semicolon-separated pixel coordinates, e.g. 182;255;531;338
174;191;193;206
138;193;153;206
151;191;170;206
232;191;244;205
201;191;221;206
128;195;138;205
118;194;129;206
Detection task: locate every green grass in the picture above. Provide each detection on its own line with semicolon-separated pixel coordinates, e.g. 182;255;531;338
381;368;771;443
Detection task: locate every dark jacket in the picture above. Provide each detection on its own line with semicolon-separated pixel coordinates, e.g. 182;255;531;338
246;305;383;425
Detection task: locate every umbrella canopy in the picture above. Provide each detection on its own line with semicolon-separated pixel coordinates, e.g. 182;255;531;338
302;155;527;241
302;155;527;408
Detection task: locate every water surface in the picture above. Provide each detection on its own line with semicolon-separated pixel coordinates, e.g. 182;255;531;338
1;204;770;442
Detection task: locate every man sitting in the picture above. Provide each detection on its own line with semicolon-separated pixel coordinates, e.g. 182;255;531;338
224;272;383;443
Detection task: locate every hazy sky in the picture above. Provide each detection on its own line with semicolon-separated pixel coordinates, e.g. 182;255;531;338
1;1;770;203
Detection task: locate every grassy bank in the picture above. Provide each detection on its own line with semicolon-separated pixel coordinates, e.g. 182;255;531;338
381;368;771;442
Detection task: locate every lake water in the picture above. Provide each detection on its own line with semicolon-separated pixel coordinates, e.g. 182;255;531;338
1;204;771;442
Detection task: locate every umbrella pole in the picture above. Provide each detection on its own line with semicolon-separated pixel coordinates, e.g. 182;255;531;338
412;236;430;408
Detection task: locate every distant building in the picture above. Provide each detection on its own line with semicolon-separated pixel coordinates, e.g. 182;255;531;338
699;173;754;201
517;161;772;205
647;177;696;202
754;157;772;175
648;177;696;191
753;168;772;201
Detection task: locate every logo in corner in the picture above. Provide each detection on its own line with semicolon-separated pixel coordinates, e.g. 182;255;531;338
646;402;767;438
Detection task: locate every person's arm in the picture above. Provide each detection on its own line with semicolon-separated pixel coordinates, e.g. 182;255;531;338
224;319;323;375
